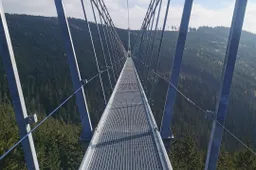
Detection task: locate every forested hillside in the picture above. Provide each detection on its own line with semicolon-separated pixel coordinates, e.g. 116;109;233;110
0;14;256;169
139;26;256;169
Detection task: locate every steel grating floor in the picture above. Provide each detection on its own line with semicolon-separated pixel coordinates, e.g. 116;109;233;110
80;58;172;170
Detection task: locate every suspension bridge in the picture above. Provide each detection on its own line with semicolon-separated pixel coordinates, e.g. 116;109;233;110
0;0;251;170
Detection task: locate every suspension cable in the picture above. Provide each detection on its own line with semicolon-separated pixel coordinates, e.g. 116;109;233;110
149;0;171;100
106;24;118;80
92;3;118;79
99;15;116;84
131;0;160;57
148;0;163;102
108;26;121;73
154;0;171;72
91;0;126;76
142;7;157;82
93;0;124;72
81;0;107;104
138;20;151;73
93;0;113;91
127;0;131;52
98;0;125;54
148;0;162;72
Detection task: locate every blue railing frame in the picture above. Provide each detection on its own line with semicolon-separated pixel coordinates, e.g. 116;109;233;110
0;1;39;169
205;0;248;169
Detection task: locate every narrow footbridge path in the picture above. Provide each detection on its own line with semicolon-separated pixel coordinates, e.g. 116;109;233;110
79;58;172;170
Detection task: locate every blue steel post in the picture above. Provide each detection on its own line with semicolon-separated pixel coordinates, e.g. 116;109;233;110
54;0;93;140
0;1;39;169
160;0;193;140
205;0;247;169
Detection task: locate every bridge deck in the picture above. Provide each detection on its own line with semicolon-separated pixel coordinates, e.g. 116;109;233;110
80;58;172;170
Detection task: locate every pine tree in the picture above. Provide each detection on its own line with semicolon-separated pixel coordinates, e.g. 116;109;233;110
217;150;235;170
170;135;203;169
233;149;256;170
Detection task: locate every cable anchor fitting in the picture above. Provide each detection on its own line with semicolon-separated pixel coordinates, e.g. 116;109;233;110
205;110;216;120
81;79;88;85
25;114;38;125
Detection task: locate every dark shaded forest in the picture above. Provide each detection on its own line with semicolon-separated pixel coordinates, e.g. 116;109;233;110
0;14;256;169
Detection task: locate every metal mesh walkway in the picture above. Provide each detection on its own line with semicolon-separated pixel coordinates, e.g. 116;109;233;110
79;58;172;170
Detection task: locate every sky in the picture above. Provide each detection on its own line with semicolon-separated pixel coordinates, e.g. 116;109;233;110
1;0;256;33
